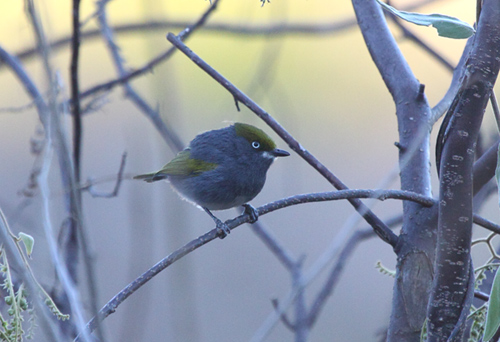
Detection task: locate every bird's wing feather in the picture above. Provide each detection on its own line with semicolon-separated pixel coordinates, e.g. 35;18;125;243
159;150;217;177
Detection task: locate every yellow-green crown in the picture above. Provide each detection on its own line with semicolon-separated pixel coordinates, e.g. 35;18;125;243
234;123;276;151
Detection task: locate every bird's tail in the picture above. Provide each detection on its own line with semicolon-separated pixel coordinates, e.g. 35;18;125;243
133;172;167;183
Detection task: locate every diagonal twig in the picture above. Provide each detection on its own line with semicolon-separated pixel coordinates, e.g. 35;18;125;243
166;32;399;248
78;0;221;104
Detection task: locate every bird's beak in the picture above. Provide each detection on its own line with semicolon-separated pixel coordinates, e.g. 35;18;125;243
272;148;290;157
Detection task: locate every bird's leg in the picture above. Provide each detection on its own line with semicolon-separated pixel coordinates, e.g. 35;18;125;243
203;207;230;239
242;204;259;223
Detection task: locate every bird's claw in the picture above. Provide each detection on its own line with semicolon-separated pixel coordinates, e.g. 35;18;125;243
242;204;259;223
215;220;231;239
203;207;231;239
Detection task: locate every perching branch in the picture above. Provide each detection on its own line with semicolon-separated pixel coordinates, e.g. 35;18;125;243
75;188;432;339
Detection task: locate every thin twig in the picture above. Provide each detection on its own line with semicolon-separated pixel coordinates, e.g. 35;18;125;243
474;290;489;301
96;0;184;152
431;37;473;123
78;0;221;104
25;2;97;340
473;214;500;234
303;214;403;329
252;222;307;336
84;152;127;198
10;0;442;66
0;101;37;113
250;220;296;271
307;228;372;327
271;299;295;330
490;91;500;132
166;32;400;248
0;209;65;341
71;0;83;182
388;15;454;71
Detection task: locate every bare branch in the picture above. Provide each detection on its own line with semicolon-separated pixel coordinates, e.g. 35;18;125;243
491;91;500;132
473;139;500;196
306;215;402;328
0;32;90;342
271;299;295;330
9;0;442;67
78;0;221;104
250;220;296;271
0;208;66;341
388;15;454;71
428;1;500;339
307;228;372;327
96;0;185;152
431;38;473;124
83;152;127;198
75;187;431;338
24;1;98;339
71;0;83;182
250;220;310;339
473;214;500;235
352;0;419;103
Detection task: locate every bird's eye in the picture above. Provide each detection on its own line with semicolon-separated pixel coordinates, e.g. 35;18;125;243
252;141;260;149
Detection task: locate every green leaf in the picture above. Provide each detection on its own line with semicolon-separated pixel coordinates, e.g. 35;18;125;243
484;268;500;341
376;0;475;39
18;232;34;257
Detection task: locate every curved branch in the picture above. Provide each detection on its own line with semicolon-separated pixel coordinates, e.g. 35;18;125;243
75;188;431;339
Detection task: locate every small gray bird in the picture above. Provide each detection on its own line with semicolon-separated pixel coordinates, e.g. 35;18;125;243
134;122;289;237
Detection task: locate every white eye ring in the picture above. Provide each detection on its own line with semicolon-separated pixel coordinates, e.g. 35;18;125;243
252;141;260;149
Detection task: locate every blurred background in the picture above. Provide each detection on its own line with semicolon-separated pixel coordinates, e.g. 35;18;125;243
0;0;494;341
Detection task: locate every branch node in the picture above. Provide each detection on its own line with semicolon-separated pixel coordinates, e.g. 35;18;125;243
417;83;425;101
233;96;241;111
271;298;296;330
85;152;127;198
394;141;405;151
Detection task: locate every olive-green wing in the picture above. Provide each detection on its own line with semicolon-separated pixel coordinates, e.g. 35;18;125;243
133;150;217;182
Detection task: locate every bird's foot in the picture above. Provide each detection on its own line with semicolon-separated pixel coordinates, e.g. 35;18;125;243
242;204;259;223
203;207;230;239
214;219;231;239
